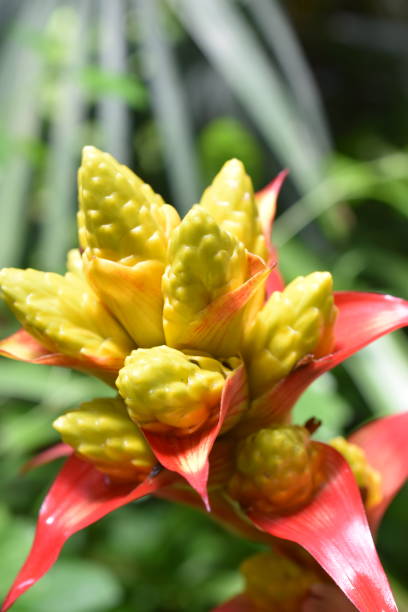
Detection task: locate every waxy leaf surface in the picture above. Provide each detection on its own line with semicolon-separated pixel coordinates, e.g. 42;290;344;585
248;443;397;612
1;456;174;611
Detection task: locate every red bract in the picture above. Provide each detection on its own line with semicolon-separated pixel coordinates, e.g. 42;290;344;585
215;412;408;612
248;444;397;612
1;456;176;612
0;329;118;385
142;364;248;509
256;169;288;295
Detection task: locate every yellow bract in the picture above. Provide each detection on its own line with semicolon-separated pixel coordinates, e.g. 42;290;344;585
116;345;228;435
53;397;155;481
0;267;133;365
162;205;248;353
228;425;321;513
241;550;319;612
244;271;337;396
200;159;268;260
78;146;179;265
330;437;382;508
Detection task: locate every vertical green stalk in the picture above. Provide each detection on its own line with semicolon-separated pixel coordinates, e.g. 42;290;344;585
244;0;332;156
0;0;57;267
171;0;324;192
98;0;130;164
36;0;90;272
135;0;202;214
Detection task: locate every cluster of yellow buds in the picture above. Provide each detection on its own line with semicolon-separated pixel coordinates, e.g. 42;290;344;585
240;549;320;611
0;146;352;515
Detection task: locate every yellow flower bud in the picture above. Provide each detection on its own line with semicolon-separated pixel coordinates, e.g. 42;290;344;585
53;397;155;481
228;426;321;513
244;272;337;397
116;346;230;435
162;205;248;355
200;159;268;260
241;550;318;612
78;146;179;347
78;146;179;264
0;267;133;367
329;437;382;508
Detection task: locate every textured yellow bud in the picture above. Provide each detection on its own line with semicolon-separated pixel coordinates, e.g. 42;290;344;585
53;397;155;481
78;146;179;264
116;346;230;435
162;205;248;354
244;272;337;396
241;550;318;612
329;437;382;508
228;426;321;513
78;146;179;347
200;159;268;260
0;267;133;367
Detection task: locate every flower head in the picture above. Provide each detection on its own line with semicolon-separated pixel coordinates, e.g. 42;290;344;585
1;147;407;612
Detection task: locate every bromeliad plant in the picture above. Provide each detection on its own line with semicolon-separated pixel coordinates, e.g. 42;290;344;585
0;147;407;611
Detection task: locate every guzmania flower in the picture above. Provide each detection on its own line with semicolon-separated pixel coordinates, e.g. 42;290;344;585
0;147;407;612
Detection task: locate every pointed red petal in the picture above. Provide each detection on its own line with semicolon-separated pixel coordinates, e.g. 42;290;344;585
247;443;397;612
349;412;408;532
256;171;288;296
247;292;408;427
21;443;73;473
143;365;248;510
0;329;119;385
265;251;285;295
256;169;288;238
1;456;174;612
0;329;62;363
212;595;256;611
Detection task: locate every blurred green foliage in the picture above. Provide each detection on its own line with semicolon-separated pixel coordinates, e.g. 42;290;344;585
0;1;407;610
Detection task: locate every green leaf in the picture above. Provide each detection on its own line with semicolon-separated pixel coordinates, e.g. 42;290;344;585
80;67;148;109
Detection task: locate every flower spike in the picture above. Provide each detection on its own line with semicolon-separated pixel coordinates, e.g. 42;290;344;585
247;443;398;612
78;146;180;347
200;158;269;260
1;456;176;612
